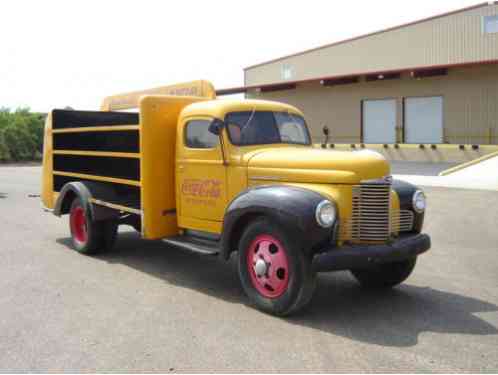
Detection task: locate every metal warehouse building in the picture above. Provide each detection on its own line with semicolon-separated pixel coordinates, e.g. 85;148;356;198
219;2;498;145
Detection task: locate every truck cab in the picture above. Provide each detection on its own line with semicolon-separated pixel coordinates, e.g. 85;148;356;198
42;80;431;316
177;99;314;230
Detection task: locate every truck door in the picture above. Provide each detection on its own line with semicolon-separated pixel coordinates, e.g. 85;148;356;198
177;117;227;223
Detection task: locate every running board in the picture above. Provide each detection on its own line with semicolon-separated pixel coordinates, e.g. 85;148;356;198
162;236;219;256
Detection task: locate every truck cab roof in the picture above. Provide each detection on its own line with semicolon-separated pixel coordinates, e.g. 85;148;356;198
180;98;305;120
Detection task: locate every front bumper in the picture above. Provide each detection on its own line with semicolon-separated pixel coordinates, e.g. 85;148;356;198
312;233;431;272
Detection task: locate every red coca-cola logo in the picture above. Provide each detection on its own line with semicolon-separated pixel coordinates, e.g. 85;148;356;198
181;179;221;198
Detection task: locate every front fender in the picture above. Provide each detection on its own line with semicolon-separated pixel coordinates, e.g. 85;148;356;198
220;185;332;260
392;179;425;232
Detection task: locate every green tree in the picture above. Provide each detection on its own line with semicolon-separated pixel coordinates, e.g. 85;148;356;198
0;107;45;162
0;130;10;161
0;108;10;130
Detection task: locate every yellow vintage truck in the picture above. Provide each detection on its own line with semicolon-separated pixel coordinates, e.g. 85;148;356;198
41;80;430;315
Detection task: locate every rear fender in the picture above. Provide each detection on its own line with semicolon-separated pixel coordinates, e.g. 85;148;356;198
54;181;119;221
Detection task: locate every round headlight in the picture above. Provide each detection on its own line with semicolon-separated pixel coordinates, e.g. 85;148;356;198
315;200;336;228
412;190;426;213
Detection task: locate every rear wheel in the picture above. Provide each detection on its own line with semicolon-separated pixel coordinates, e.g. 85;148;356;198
351;257;417;288
237;218;316;316
69;198;117;255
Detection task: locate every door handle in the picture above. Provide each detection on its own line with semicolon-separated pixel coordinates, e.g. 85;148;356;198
178;165;185;172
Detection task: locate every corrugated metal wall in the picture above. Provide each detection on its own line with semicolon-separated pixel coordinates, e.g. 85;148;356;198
248;65;498;145
245;4;498;86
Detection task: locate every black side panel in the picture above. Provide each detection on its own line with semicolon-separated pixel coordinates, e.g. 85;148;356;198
53;155;140;181
52;109;138;129
53;131;139;153
50;110;142;214
220;185;332;260
54;177;141;211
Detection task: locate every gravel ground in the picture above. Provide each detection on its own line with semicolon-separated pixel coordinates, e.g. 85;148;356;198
0;166;497;372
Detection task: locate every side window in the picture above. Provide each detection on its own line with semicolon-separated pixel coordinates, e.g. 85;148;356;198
483;15;498;34
185;119;219;149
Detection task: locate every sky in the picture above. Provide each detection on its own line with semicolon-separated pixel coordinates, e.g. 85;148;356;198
0;0;482;112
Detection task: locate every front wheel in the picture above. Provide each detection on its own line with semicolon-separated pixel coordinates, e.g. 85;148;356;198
237;218;316;316
69;198;118;255
350;257;417;288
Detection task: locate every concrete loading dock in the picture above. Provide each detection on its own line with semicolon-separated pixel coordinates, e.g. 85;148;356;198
313;143;498;164
396;151;498;190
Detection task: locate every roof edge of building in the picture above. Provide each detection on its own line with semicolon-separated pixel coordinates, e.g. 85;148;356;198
244;2;496;71
217;59;498;95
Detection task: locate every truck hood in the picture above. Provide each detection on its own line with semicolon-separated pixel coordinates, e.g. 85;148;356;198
247;147;390;184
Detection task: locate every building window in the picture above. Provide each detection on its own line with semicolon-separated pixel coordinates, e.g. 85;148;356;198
281;64;294;80
185;119;219;149
483;15;498;34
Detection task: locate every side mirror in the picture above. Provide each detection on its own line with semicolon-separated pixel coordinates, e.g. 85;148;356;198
322;125;329;148
209;118;228;166
208;118;225;136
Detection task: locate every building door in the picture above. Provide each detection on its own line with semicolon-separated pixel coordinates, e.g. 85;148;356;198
404;96;443;144
362;99;397;143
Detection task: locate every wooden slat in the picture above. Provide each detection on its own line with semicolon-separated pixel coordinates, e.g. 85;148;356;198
52;125;139;134
53;171;141;187
89;198;142;215
53;150;140;158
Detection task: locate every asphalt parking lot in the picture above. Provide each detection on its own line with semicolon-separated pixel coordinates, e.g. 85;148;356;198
1;165;497;372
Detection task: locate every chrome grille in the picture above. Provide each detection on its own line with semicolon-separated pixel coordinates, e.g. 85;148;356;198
392;209;415;233
338;177;416;243
351;179;392;242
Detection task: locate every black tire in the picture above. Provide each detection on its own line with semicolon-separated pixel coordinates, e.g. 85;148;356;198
69;198;118;255
351;257;417;288
237;218;316;316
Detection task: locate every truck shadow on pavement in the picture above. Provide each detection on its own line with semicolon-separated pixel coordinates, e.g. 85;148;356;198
292;273;498;347
58;231;498;348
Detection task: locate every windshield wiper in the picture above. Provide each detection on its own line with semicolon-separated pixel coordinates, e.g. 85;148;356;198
242;107;256;130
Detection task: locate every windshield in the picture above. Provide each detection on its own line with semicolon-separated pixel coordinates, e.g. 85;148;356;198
225;111;311;146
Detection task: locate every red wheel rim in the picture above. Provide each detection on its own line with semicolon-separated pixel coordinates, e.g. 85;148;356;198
246;234;290;298
70;205;87;244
